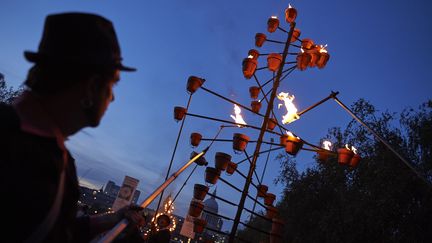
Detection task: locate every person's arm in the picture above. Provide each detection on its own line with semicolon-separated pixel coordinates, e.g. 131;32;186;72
88;205;145;238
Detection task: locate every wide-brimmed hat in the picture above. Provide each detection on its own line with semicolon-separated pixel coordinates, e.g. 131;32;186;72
24;12;136;71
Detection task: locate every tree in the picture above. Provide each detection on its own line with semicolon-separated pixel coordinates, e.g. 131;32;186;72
0;73;21;104
238;99;432;242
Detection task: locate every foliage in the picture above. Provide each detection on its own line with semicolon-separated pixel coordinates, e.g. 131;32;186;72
238;99;432;243
0;73;21;104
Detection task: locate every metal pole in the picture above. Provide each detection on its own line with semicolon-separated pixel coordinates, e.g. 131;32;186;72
297;91;339;116
201;86;265;117
97;147;209;243
250;140;273;217
332;97;432;189
229;22;296;242
155;94;193;215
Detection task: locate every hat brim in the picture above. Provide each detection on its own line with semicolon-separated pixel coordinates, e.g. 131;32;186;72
24;51;136;72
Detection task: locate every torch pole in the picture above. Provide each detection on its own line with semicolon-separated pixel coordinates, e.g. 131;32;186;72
154;94;193;216
332;97;432;189
97;147;209;243
297;91;339;116
229;22;296;243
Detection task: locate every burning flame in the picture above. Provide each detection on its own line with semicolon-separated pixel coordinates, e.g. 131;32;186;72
286;131;299;139
319;44;328;53
345;144;357;154
230;104;247;127
247;55;254;59
323;140;332;150
277;92;300;124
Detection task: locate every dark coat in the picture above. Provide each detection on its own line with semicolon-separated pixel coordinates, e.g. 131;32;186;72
0;103;90;242
147;229;171;243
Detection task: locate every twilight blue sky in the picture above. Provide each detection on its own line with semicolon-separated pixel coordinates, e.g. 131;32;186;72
1;0;431;232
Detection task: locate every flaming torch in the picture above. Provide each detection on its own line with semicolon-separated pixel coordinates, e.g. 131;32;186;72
284;131;303;155
267;16;280;33
285;4;297;23
316;45;330;69
350;146;361;167
277;92;300;124
318;140;332;162
337;144;354;165
230;104;247;127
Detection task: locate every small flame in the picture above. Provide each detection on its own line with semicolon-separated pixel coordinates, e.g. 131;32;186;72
230;104;247;127
247;55;254;59
344;144;357;154
288;3;293;9
319;44;328;53
323;140;332;150
286;131;299;139
277;92;300;124
271;16;278;19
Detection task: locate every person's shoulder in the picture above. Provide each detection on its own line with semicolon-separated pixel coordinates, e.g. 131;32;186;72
0;102;20;131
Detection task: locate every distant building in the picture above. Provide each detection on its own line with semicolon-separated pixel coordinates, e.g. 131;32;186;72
201;189;226;242
104;180;140;204
78;179;141;215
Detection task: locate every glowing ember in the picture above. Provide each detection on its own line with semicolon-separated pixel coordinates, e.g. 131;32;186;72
319;44;328;53
277;92;300;124
230;104;247;127
323;140;332;150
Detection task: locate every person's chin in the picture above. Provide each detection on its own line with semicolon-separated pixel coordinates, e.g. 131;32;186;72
85;115;101;128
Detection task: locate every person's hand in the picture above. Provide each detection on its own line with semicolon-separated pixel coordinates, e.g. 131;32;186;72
88;205;146;237
115;205;146;228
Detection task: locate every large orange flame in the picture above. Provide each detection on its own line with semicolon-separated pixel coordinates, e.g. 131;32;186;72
277;92;300;124
230;104;247;127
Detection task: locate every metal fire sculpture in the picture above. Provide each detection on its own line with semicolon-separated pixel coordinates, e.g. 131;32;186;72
100;4;427;243
172;4;357;243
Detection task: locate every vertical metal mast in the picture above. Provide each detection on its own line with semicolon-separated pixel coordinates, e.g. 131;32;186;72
229;22;296;242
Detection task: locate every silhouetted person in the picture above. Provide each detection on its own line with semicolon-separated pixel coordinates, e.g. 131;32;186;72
0;13;144;242
148;214;171;243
